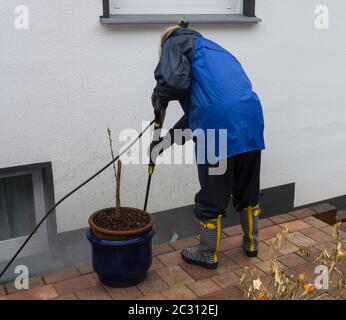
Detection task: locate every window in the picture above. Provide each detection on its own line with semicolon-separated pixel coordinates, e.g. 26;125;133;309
109;0;242;15
100;0;260;25
0;163;55;262
0;174;36;242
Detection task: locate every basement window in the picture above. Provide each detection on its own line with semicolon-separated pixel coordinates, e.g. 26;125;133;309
0;163;56;262
100;0;261;25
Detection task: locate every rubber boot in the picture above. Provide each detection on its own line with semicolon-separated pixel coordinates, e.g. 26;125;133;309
239;204;261;257
181;215;222;270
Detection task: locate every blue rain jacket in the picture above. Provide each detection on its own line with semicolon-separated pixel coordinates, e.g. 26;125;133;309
153;28;265;162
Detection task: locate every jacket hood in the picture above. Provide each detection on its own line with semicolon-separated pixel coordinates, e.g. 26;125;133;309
169;27;202;40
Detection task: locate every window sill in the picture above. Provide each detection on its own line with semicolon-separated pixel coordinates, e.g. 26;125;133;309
100;14;262;25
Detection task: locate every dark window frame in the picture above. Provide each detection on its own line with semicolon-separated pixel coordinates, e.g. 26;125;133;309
100;0;260;25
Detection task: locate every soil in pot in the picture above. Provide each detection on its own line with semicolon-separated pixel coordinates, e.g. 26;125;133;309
89;207;154;240
94;207;151;231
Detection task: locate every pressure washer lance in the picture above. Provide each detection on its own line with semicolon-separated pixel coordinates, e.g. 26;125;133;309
0;119;155;280
143;109;166;212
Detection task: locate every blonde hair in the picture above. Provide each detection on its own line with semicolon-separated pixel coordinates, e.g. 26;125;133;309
160;25;181;47
159;25;181;56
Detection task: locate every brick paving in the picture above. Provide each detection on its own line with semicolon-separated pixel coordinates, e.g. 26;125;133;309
4;275;44;295
268;213;296;225
161;285;197;300
0;285;6;297
0;203;345;300
259;225;282;241
42;267;80;284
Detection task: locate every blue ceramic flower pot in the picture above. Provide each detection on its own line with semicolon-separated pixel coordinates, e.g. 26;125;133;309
86;227;155;287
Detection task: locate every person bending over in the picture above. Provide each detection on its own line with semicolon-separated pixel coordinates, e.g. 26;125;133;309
151;22;265;270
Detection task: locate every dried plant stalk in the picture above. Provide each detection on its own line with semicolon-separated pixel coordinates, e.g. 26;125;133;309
240;221;345;300
107;128;117;209
116;159;122;216
107;127;122;218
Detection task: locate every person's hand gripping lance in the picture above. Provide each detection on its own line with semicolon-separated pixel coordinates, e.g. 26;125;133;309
143;94;167;211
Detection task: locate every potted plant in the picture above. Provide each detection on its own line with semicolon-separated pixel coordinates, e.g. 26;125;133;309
86;128;155;287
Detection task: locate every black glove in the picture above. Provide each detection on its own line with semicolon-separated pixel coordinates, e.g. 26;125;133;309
151;90;167;123
151;91;157;111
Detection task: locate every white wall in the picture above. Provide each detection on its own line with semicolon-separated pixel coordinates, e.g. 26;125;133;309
1;0;345;233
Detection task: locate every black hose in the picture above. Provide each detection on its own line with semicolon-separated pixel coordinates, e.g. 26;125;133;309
0;119;155;280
